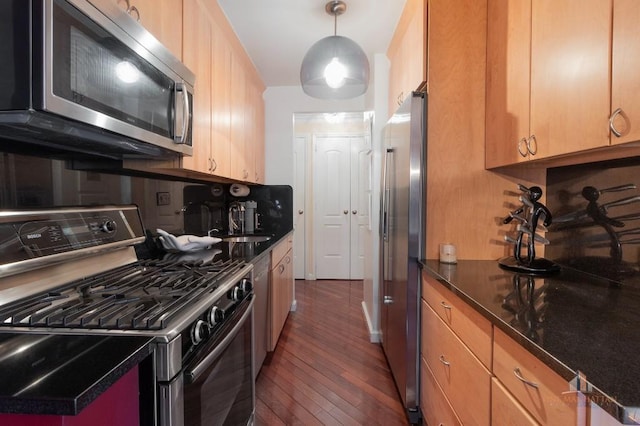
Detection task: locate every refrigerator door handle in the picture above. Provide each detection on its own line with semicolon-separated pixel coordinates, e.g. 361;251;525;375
382;148;393;242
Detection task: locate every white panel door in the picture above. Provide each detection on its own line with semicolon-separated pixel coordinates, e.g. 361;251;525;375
350;137;369;279
314;136;351;279
293;136;307;279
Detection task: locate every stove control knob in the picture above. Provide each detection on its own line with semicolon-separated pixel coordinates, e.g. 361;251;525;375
208;306;224;326
231;286;244;301
101;220;117;233
240;278;252;293
191;319;207;345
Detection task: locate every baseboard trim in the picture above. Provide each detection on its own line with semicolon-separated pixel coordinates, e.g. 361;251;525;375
361;301;381;343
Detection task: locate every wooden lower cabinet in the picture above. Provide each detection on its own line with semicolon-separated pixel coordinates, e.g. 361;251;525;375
420;357;462;426
421;300;491;425
422;274;492;369
493;327;584;425
267;236;294;351
492;377;540;425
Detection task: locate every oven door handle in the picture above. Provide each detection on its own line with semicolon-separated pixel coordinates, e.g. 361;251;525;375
184;297;254;383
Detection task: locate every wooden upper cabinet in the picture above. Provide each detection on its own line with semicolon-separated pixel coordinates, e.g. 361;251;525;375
486;0;612;168
610;0;640;145
387;0;427;117
179;0;264;182
115;0;183;60
230;54;248;181
485;0;531;168
210;22;232;178
529;0;611;159
181;0;212;174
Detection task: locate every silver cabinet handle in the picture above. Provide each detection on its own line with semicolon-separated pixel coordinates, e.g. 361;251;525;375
527;135;538;155
278;264;285;274
211;158;217;172
343;210;348;214
127;5;140;21
352;210;357;214
383;295;393;304
513;367;539;388
517;137;528;157
285;256;291;264
439;355;450;366
440;301;452;310
298;210;304;214
609;107;628;137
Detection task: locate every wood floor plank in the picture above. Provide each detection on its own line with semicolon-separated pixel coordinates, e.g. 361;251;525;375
255;280;410;426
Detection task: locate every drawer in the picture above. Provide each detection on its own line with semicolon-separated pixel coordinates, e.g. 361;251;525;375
271;233;293;266
493;327;584;425
421;357;462;426
492;377;540;425
421;300;491;425
422;272;492;368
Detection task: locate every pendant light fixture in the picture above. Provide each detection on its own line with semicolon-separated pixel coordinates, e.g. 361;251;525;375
300;1;370;99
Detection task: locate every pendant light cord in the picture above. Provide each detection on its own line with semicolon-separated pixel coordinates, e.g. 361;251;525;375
333;6;338;36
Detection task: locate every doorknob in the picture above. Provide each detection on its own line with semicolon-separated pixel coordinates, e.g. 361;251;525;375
383;296;393;304
352;210;357;214
298;210;304;214
343;210;348;214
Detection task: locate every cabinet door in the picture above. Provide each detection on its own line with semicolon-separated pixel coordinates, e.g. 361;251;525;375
530;0;611;159
485;0;532;168
420;358;462;426
610;0;640;145
181;0;212;174
492;378;539;426
493;327;583;425
269;248;293;351
230;54;248;181
254;93;265;184
421;300;491;425
210;23;232;177
387;0;426;117
127;0;183;60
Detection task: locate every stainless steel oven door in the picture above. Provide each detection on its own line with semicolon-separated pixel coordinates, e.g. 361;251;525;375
182;297;255;426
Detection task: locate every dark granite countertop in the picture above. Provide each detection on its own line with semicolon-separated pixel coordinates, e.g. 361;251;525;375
0;334;154;415
421;259;640;424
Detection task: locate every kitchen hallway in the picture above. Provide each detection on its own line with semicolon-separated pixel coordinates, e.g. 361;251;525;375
255;280;409;425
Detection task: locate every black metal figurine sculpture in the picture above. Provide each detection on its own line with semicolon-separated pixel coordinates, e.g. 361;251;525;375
499;184;560;274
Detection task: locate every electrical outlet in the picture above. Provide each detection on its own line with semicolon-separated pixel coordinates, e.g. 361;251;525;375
156;192;171;206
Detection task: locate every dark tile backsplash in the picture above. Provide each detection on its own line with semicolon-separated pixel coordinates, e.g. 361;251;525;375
546;158;640;281
0;152;292;240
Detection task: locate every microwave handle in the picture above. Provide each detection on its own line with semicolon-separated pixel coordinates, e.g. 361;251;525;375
174;82;190;144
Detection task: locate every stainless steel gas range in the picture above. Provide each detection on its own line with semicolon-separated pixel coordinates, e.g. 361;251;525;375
0;205;254;426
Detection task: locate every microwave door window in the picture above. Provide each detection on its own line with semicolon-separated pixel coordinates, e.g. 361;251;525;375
51;0;173;138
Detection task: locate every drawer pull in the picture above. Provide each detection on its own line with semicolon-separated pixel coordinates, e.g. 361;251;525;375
440;301;452;310
513;367;539;388
439;355;450;366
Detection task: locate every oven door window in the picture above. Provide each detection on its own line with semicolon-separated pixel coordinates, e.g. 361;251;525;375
49;0;173;138
183;304;254;426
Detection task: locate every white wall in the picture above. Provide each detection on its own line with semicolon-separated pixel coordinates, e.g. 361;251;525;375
263;53;390;341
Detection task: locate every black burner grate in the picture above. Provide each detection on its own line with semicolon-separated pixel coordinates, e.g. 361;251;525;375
0;259;245;330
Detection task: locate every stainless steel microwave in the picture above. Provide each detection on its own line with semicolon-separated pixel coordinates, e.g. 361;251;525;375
0;0;194;159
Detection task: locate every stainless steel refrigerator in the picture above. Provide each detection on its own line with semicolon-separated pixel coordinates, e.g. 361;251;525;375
380;91;426;424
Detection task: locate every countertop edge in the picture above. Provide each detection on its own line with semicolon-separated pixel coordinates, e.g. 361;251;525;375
0;336;155;416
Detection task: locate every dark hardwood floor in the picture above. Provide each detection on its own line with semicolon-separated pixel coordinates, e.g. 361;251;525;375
255;280;409;426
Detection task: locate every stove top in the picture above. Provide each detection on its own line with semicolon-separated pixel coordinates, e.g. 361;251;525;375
0;258;246;331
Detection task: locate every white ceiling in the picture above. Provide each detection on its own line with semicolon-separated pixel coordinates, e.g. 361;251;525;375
216;0;407;88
